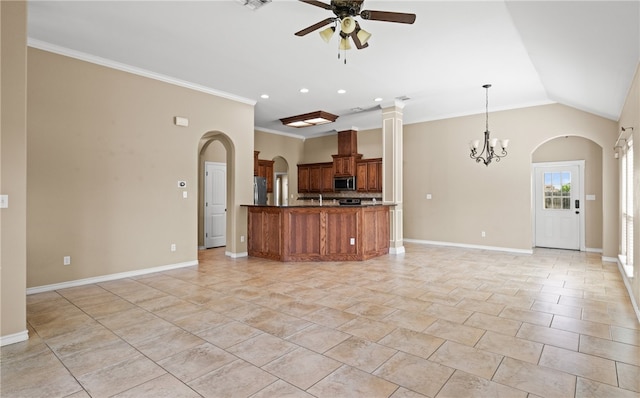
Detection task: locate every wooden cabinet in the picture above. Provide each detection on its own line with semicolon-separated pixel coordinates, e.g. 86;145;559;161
356;158;382;192
254;151;274;192
298;165;310;193
298;162;333;193
246;205;390;261
332;154;362;177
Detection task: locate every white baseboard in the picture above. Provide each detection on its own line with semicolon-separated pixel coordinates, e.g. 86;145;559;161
585;247;603;253
0;330;29;347
404;238;534;254
227;251;248;258
615;258;640;323
389;246;406;255
26;260;198;295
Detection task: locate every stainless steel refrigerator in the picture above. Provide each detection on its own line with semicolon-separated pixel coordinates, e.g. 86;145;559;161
254;176;267;205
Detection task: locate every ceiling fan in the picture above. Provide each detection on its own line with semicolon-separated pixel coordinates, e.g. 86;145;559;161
295;0;416;51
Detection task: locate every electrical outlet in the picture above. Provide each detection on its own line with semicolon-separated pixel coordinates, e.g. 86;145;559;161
481;231;486;238
350;237;355;245
240;235;245;243
63;256;71;265
170;243;176;252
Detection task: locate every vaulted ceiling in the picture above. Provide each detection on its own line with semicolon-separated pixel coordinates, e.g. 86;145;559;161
27;1;639;139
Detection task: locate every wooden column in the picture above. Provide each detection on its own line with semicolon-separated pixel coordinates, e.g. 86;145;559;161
382;100;405;254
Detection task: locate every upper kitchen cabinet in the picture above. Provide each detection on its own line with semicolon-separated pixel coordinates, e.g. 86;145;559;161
356;158;382;192
254;151;274;192
298;162;333;193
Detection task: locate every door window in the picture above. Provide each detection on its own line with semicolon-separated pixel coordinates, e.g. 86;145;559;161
543;171;571;210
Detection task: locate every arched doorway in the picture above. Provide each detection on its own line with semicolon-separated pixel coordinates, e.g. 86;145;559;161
531;135;603;251
198;132;234;250
272;156;289;206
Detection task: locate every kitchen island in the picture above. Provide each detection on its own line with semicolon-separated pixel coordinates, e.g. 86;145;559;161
243;203;391;262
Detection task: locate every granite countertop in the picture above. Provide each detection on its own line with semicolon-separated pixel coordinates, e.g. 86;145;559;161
242;201;392;208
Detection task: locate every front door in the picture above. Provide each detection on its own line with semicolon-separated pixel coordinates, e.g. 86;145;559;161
204;162;226;248
533;162;582;250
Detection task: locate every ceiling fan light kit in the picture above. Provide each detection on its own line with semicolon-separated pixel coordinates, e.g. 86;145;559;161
280;110;339;128
296;0;416;58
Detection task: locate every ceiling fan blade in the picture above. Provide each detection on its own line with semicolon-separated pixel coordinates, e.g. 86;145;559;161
295;18;335;36
360;10;416;24
350;22;369;50
298;0;332;10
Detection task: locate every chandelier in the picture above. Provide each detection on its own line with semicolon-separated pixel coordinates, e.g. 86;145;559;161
469;84;509;166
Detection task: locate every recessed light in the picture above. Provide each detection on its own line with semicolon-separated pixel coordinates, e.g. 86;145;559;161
260;94;269;99
337;89;346;94
300;88;309;93
374;97;383;102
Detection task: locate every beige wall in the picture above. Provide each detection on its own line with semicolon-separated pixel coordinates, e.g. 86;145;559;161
532;136;603;250
403;103;618;254
618;63;639;312
1;1;28;343
27;48;254;288
254;130;305;200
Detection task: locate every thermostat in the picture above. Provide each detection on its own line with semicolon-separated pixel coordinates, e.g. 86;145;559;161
178;181;187;188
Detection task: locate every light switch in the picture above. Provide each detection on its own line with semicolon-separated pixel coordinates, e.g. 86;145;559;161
174;116;189;127
0;195;7;208
586;194;596;201
426;194;432;200
182;191;188;198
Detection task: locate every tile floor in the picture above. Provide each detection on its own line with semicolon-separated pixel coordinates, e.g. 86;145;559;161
2;243;639;397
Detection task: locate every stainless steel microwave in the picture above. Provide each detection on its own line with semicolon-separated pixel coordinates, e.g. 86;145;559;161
334;176;356;191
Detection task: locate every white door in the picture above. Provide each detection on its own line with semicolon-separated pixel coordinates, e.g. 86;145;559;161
204;162;226;248
533;162;583;250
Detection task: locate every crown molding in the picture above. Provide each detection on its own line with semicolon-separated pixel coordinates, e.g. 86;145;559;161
27;38;257;106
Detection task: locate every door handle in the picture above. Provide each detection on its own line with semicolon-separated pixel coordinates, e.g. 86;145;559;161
575;211;580;214
575;199;580;209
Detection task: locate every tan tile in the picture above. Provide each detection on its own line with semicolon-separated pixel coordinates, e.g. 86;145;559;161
515;322;579;351
196;320;261;348
262;347;342;390
133;329;205;361
464;312;522;336
493;357;575;398
302;306;356;328
389;387;428;397
551;315;611;339
530;300;582;318
539;345;617;385
286;323;351;353
437;370;527;398
60;339;140;377
579;334;640;366
338;316;397;341
325;336;397;372
456;298;505;316
378;327;445;359
384;296;433;313
617;362;640;393
499;306;553;326
307;365;399;398
475;331;543;364
113;316;183;344
373;351;454;397
111;373;201;398
429;341;503;379
250;379;315;398
487;293;535;309
171;308;230;333
344;302;397;320
611;325;640;346
576;377;639;398
424;303;473;323
77;354;166;397
424;319;485;346
228;333;298;366
158;342;237;382
244;308;312;338
383;309;437;332
0;349;83;397
188;359;277;397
